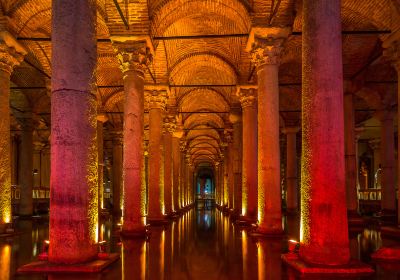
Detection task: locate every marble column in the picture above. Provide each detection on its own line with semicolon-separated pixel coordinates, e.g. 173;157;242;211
230;113;242;215
0;32;26;231
172;127;183;212
18;117;34;217
215;162;220;205
344;92;359;216
112;134;123;215
113;40;152;235
225;129;234;210
300;0;350;265
97;113;108;210
379;110;396;217
50;0;98;263
148;90;167;222
282;126;300;213
180;143;186;208
237;87;258;221
163;115;176;216
383;34;400;224
248;27;289;234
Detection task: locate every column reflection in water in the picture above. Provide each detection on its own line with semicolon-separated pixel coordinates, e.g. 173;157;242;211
241;229;258;280
0;243;11;280
148;227;165;280
257;239;281;280
122;239;146;280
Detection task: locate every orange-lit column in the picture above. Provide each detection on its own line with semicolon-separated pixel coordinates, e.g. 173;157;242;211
230;112;242;215
0;34;26;232
237;87;258;221
248;27;289;234
18;117;34;217
300;0;350;265
148;90;167;223
50;0;98;263
172;127;183;212
383;35;400;224
282;126;300;213
179;142;186;207
97;113;108;210
225;129;234;210
214;162;220;205
163;115;176;216
111;133;123;215
113;40;151;236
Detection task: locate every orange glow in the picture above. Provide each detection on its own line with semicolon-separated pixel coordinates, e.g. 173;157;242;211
241;230;248;276
0;244;11;280
257;243;265;280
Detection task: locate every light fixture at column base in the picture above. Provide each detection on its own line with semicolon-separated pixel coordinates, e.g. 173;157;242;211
282;253;374;275
17;253;119;274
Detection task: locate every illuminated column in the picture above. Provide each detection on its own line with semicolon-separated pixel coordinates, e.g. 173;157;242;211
225;129;234;210
300;0;350;265
282;126;300;213
222;147;228;207
214;162;220;205
230;112;242;215
163;115;175;216
172;127;183;212
248;27;289;234
50;0;98;263
97;113;108;210
379;110;396;218
113;40;152;235
111;134;123;215
0;33;26;231
179;142;186;207
344;91;359;216
237;87;258;220
18;117;34;217
368;139;381;190
147;89;167;222
383;35;400;224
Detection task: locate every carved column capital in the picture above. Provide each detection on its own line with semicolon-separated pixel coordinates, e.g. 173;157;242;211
0;32;27;75
146;89;168;110
97;113;108;123
164;114;177;134
246;27;290;67
236;86;257;108
112;40;152;77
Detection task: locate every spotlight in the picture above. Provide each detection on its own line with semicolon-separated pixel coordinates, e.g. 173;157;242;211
288;239;299;253
38;240;50;261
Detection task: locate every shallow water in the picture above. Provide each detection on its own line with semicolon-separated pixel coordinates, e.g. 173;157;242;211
1;207;400;280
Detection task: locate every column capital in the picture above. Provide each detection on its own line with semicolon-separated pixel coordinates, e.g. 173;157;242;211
96;113;108;123
382;30;400;72
223;128;233;143
146;86;168;110
368;138;381;150
246;27;291;67
0;31;27;74
164;114;177;133
112;39;153;76
236;86;257;108
282;126;300;135
179;140;187;152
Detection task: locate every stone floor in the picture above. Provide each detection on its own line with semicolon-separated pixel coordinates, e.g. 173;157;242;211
1;207;400;280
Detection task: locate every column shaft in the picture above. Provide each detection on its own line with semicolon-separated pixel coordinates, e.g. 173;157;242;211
300;0;350;265
49;0;98;263
164;130;173;215
233;121;242;214
172;136;180;212
283;127;299;212
112;138;123;214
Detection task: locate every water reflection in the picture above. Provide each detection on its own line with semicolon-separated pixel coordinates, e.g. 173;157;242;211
2;208;400;280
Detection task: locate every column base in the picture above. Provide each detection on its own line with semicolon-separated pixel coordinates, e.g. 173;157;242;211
234;215;257;227
120;227;148;238
372;247;400;262
282;253;374;275
17;253;120;274
252;226;284;237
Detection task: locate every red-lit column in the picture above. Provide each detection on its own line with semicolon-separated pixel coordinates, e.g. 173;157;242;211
344;91;359;217
97;113;108;210
383;35;400;224
113;41;151;236
148;90;167;223
0;34;26;232
163;115;176;216
237;87;258;221
172;127;183;213
249;27;289;234
111;133;123;215
300;0;350;265
18;117;34;217
282;126;300;213
379;110;396;218
50;0;98;263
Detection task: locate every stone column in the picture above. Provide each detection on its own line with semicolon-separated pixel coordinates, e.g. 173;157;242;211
248;27;289;234
111;134;123;215
225;129;234;210
368;139;381;190
300;0;350;265
344;92;359;216
163;115;176;216
282;126;300;213
172;127;183;213
113;40;152;235
147;89;167;223
18;117;34;217
379;110;396;217
179;142;186;208
0;32;26;231
230;113;242;215
97;113;108;210
214;162;220;205
383;33;400;224
50;0;98;263
237;87;258;221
